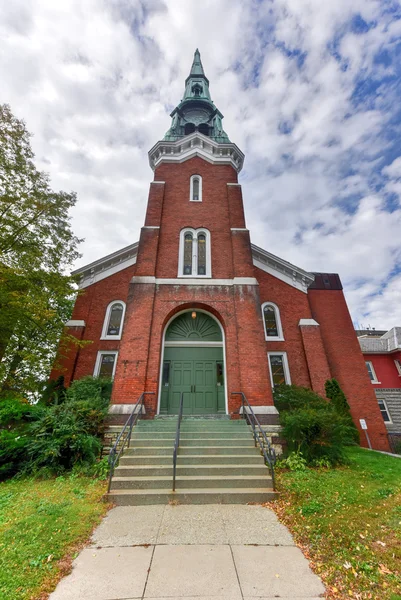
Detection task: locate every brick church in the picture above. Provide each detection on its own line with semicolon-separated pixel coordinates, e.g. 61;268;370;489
54;50;389;451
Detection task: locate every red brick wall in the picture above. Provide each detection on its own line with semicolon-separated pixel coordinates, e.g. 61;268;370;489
299;324;332;397
51;264;137;383
255;268;313;388
308;289;390;451
111;284;274;415
364;352;401;389
152;158;238;279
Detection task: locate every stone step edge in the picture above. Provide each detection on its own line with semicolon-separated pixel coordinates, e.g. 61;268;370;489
112;475;271;482
107;487;276;495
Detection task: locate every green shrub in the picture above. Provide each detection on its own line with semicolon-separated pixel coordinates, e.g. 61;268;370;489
25;401;104;474
39;375;67;406
0;396;43;429
281;451;307;471
325;378;350;413
1;376;112;478
274;384;358;466
0;397;44;478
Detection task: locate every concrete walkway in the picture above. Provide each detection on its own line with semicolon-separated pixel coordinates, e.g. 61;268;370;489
49;504;325;599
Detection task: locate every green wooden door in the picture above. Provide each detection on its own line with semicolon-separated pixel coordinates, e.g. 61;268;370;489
160;347;225;415
159;312;225;415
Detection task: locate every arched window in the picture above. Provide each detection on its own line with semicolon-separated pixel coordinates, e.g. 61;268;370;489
101;301;126;340
183;233;193;275
198;123;209;136
190;174;202;202
261;302;284;341
185;123;196;135
178;228;211;277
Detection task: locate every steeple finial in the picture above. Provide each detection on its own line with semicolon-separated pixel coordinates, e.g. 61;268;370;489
186;49;208;84
163;49;230;144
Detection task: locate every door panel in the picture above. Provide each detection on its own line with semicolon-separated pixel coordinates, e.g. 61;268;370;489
163;347;225;415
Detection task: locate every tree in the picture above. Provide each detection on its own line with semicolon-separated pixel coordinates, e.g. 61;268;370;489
0;104;82;397
325;378;351;413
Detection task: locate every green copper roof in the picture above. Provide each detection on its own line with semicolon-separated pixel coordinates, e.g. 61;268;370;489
186;48;209;83
164;49;230;143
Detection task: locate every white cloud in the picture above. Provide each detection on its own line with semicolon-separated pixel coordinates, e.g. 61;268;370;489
1;0;400;328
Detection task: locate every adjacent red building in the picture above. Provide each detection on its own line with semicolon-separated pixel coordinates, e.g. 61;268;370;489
358;328;401;449
52;50;390;452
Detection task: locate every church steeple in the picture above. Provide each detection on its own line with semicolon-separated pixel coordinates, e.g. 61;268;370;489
164;49;230;143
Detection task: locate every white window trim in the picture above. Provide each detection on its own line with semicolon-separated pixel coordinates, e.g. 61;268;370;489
394;359;401;376
365;360;380;384
101;300;126;340
190;174;202;202
267;351;291;387
94;351;118;379
378;398;392;424
178;227;211;278
261;302;284;341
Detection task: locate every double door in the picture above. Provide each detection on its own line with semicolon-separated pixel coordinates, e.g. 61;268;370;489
160;347;225;415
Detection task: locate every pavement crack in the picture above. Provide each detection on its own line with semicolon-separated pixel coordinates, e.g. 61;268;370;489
229;544;244;599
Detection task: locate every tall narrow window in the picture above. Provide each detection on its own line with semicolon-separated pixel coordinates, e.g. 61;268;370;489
183;233;193;275
378;399;391;423
192;178;200;200
94;351;118;378
178;228;211;277
101;301;126;340
268;352;291;388
107;303;123;336
365;361;379;383
261;302;283;341
197;233;206;275
190;174;202;201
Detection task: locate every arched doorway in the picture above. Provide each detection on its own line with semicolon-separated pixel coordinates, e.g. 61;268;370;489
159;310;226;415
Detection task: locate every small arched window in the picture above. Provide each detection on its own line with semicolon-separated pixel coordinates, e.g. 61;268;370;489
198;123;209;136
261;302;284;341
101;301;126;340
179;228;211;277
185;123;196;135
190;174;202;202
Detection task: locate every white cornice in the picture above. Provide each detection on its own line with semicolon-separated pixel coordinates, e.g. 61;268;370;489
73;242;139;289
72;240;315;294
252;244;315;294
131;276;259;286
148;132;245;173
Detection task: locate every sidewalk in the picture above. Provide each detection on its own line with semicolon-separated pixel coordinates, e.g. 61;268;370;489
49;504;325;599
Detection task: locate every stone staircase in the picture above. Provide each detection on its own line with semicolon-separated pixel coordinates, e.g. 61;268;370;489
106;417;277;505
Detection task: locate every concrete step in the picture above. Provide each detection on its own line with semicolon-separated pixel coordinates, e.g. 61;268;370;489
124;445;259;456
132;431;252;439
113;465;269;477
129;438;254;447
107;488;277;505
118;454;263;465
110;475;273;490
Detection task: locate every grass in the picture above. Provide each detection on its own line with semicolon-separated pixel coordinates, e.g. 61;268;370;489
0;475;109;600
270;447;401;599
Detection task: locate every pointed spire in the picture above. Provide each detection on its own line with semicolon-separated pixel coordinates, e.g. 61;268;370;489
186;49;209;84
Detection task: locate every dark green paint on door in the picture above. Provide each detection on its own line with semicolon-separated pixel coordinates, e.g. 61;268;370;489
160;346;225;415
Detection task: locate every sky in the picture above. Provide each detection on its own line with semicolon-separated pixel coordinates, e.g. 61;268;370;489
1;0;401;329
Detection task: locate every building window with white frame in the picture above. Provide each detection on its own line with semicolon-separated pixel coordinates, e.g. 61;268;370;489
365;361;379;383
178;228;211;277
94;351;118;378
261;302;284;341
268;352;291;387
378;398;392;423
394;359;401;376
190;174;202;201
101;301;126;340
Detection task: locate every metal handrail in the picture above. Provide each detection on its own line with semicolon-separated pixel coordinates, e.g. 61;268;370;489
232;392;277;490
107;392;154;492
172;392;185;492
